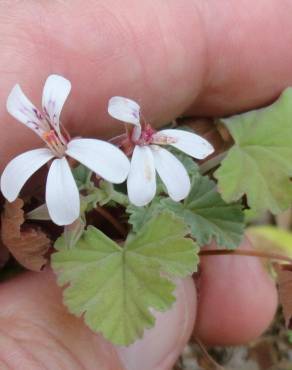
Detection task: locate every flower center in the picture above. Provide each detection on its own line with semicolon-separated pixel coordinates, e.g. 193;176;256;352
136;124;156;145
133;123;178;147
42;130;67;157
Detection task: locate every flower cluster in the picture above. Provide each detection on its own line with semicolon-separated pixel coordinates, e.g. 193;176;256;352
0;75;214;226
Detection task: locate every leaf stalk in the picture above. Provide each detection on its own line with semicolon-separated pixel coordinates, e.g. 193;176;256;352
199;248;292;264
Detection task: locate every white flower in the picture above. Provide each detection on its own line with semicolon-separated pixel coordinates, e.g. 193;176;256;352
108;96;214;206
1;75;130;225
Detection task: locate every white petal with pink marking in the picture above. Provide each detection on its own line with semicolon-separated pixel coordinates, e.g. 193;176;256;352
151;146;190;201
159;129;214;160
0;148;54;202
42;74;71;132
108;96;141;126
127;145;156;206
46;157;80;226
6;84;47;137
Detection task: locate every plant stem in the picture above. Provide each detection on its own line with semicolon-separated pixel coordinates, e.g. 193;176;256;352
199;248;292;264
111;190;129;207
95;206;127;238
194;337;225;370
199;151;228;175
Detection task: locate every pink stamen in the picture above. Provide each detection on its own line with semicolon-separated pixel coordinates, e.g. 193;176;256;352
134;124;156;146
42;130;57;143
126;120;178;150
132;123;178;147
42;129;67;157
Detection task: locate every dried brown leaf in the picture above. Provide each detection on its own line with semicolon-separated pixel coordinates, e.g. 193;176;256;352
1;199;50;271
275;263;292;327
249;338;278;369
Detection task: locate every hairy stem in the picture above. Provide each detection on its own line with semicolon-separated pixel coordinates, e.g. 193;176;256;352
199;248;292;264
111;190;129;207
95;206;127;238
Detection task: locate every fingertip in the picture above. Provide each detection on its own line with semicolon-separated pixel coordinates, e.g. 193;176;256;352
117;277;197;370
194;239;278;345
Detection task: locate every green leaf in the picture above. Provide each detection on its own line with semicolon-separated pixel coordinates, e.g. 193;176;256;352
72;164;92;189
286;330;292;344
126;198;164;233
94;180;115;206
247;225;292;259
80;180;121;211
52;212;198;346
162;174;244;248
215;88;292;214
244;208;264;224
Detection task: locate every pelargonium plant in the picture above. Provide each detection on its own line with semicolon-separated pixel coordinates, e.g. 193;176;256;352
1;74;292;347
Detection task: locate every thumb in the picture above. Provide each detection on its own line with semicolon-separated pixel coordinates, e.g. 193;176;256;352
117;277;196;370
0;270;197;370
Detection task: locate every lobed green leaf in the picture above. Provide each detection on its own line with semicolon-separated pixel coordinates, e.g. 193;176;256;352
52;212;198;346
162;174;244;248
215;88;292;214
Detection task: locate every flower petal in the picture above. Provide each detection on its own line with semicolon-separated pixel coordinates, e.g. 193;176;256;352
108;96;140;126
159;129;214;159
46;157;80;226
0;148;54;202
127;145;156;206
151;146;190;201
66;138;130;183
132;125;142;142
6;84;48;137
42;74;71;131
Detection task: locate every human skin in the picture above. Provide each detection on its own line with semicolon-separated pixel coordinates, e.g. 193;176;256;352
0;0;289;368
